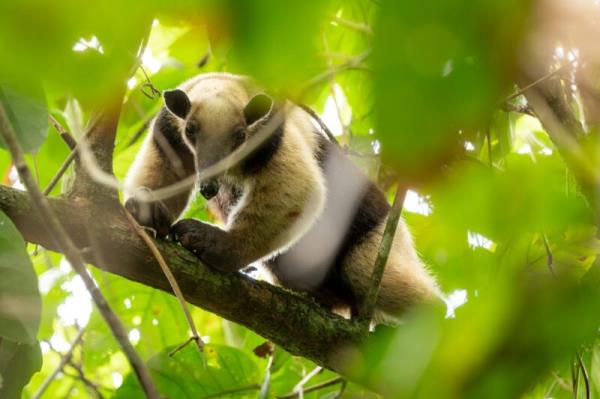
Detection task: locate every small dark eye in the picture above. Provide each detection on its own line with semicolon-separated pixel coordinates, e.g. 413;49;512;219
231;127;246;149
185;120;199;140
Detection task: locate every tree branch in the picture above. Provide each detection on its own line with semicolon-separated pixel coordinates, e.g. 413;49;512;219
32;328;85;399
0;184;364;375
70;101;124;200
278;377;344;399
0;105;160;399
124;209;205;354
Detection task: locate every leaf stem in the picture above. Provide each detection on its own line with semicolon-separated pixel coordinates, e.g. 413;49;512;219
32;328;85;399
359;183;407;330
124;210;205;356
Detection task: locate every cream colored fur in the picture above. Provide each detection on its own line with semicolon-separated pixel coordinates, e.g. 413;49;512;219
126;72;441;323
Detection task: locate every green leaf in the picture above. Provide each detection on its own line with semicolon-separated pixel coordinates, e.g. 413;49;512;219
0;339;42;399
114;344;260;399
0;81;48;153
593;345;600;398
270;346;292;374
374;0;531;180
0;210;41;344
226;0;329;88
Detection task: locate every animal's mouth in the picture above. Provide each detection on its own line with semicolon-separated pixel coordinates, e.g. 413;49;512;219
199;178;220;200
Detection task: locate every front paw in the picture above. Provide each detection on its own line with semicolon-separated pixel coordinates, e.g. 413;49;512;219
125;188;172;237
170;219;204;253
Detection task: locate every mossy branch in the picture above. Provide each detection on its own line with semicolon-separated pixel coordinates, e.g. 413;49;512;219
0;184;365;374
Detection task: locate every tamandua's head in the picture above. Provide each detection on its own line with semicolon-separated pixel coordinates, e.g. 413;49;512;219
163;88;273;199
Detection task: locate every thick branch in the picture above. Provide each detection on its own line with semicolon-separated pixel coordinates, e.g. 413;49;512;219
0;184;362;373
70;17;152;200
70;102;123;200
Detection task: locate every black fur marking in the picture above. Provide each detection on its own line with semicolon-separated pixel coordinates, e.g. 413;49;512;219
164;89;191;119
269;132;390;313
153;108;195;176
241;122;285;175
314;129;332;169
319;182;390;314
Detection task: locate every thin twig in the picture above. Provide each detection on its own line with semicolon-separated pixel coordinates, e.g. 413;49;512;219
43;150;78;195
542;233;555;276
290;366;323;399
258;354;274;399
65;361;106;399
32;328;85;399
502;58;578;104
298;104;339;145
167;336;205;359
572;356;580;398
124;110;158;148
278;378;344;399
0;103;160;399
331;15;373;36
201;384;261;399
138;64;161;100
334;380;347;399
301;49;372;95
44;116;79;195
500;102;536;117
543;379;557;398
124;210;204;355
577;352;591;399
49;115;77;149
359;183;407;330
344;147;379;158
552;371;574;392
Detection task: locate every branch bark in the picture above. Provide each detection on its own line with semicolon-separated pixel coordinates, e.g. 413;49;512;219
0;184;363;374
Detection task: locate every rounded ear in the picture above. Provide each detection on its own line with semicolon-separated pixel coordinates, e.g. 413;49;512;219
163;89;191;119
243;94;273;126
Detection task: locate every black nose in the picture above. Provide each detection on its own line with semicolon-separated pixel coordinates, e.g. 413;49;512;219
200;179;220;199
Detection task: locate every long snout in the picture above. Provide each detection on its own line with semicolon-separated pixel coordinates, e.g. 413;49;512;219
194;142;229;199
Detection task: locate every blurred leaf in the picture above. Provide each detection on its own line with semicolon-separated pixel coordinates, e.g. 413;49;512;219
0;211;41;344
0;81;48;153
271;346;292;374
114;344;260;399
0;1;154;104
375;0;531;181
592;344;600;397
28;125;71;196
225;0;329;88
0;340;42;399
0;149;10;184
84;272;191;365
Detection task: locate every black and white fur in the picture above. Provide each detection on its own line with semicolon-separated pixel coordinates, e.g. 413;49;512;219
125;73;440;323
